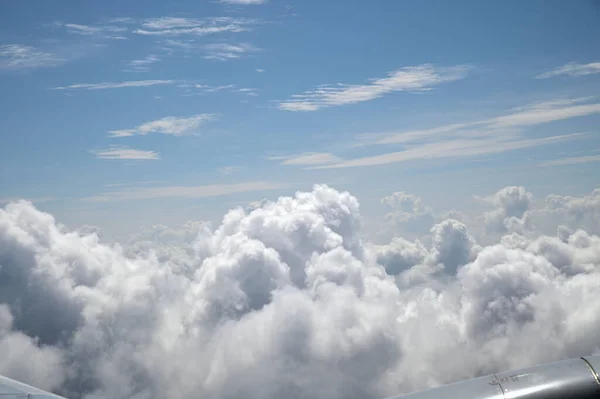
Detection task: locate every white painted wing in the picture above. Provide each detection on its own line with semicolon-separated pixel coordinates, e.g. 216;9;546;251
0;375;67;399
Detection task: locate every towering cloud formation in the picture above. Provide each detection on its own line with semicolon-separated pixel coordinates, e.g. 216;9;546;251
482;186;534;234
0;185;600;399
380;191;435;239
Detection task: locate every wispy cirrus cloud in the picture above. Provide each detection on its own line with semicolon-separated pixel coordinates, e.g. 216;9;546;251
537;61;600;79
51;79;175;90
109;114;216;137
277;64;472;111
221;0;267;4
203;42;260;61
371;97;600;145
218;166;239;176
123;54;161;72
268;152;342;166
185;83;258;96
83;181;288;202
294;98;600;170
134;17;255;37
0;44;65;71
311;133;587;169
0;196;58;205
539;154;600;167
50;21;128;40
92;146;160;160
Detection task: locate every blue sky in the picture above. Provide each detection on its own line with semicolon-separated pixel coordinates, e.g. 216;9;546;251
1;0;600;237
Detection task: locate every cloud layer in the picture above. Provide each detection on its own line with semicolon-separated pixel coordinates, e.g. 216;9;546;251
1;185;600;399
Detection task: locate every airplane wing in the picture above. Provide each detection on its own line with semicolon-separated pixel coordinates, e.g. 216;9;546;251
386;355;600;399
0;355;598;399
0;375;68;399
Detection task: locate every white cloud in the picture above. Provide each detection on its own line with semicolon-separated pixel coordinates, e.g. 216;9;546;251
256;68;265;73
277;64;471;111
537;61;600;79
83;181;289;202
123;54;160;72
203;42;260;61
134;17;255;37
194;83;237;92
268;152;342;166
2;185;600;399
379;192;435;240
221;0;267;4
62;23;127;39
480;186;534;235
537;189;600;236
52;80;175;90
109;114;215;137
313;97;600;170
489;100;600;128
218;166;239;176
0;196;57;205
160;39;197;51
538;154;600;167
312;132;586;169
92;146;160;160
141;17;203;30
373;97;600;145
189;84;258;96
106;17;136;24
0;44;64;71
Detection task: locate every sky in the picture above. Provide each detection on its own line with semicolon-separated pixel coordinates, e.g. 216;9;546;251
1;0;600;238
2;3;600;399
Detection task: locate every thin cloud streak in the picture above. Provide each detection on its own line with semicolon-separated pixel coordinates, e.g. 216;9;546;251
268;152;343;166
277;64;471;111
372;98;600;145
539;154;600;167
218;166;239;176
221;0;267;4
134;17;255;37
203;43;260;61
109;114;216;137
311;133;587;169
83;181;289;202
92;147;160;160
0;196;58;205
123;54;160;72
52;80;175;90
537;61;600;79
0;44;65;71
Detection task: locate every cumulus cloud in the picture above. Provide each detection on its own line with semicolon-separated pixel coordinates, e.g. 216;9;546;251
380;192;435;238
480;186;534;235
1;185;600;399
538;189;600;235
